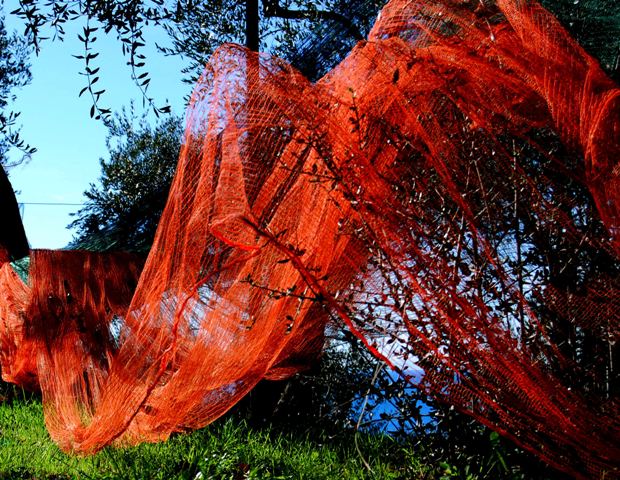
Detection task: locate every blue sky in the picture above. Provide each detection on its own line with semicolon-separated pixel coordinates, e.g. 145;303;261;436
4;4;193;249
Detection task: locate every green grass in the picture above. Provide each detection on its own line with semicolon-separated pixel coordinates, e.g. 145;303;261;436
0;396;425;480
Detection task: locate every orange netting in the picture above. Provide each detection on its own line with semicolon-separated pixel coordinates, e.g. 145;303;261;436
0;0;618;478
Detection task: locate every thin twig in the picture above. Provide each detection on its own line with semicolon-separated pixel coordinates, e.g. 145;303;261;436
354;361;384;474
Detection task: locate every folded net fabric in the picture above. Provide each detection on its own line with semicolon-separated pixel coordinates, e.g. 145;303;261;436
0;0;617;477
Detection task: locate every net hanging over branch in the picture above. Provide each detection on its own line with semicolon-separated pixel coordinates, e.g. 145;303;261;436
0;0;618;478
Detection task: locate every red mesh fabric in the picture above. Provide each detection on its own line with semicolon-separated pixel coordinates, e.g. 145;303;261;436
0;261;33;387
0;251;143;390
0;0;618;478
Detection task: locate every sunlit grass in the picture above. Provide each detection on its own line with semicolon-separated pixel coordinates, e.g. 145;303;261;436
0;395;421;480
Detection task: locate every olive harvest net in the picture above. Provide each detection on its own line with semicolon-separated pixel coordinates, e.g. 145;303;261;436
0;0;618;478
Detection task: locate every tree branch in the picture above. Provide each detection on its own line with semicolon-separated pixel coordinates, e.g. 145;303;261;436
263;0;364;41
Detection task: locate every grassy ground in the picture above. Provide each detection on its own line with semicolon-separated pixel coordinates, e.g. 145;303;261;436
0;395;426;480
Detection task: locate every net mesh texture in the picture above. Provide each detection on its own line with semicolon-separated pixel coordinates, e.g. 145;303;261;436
0;0;618;478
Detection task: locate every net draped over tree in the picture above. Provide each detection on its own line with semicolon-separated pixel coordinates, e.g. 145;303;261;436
0;0;618;478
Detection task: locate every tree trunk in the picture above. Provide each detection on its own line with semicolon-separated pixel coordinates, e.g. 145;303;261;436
245;0;260;51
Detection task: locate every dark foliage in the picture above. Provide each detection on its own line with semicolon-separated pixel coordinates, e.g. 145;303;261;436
8;1;382;122
161;0;382;84
541;0;620;80
69;111;182;253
